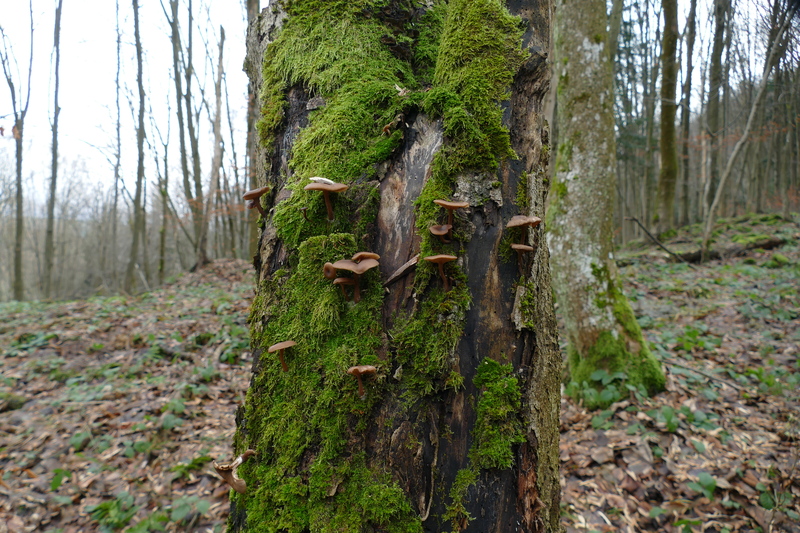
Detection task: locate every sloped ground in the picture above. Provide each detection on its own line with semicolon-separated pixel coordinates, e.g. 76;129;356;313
1;214;798;533
561;213;800;533
0;260;254;532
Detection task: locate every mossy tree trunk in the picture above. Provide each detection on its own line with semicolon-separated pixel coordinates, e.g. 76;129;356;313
234;1;560;532
655;0;678;235
549;0;665;408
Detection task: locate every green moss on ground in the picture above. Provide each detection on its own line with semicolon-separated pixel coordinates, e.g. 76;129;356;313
566;264;666;408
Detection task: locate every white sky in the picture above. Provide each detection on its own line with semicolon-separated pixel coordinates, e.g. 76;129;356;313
0;0;249;205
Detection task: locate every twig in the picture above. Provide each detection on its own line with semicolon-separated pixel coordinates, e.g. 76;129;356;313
624;217;698;270
664;358;746;391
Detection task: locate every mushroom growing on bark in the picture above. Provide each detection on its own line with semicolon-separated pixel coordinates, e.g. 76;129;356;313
506;215;542;244
333;277;355;301
213;449;256;494
424;254;457;292
351;252;380;263
428;224;452;244
347;365;377;399
243;186;270;217
511;243;535;271
267;340;296;372
434;199;469;229
304;180;349;221
327;258;380;303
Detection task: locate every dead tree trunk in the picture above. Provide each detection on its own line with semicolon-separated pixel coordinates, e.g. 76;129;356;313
233;1;560;531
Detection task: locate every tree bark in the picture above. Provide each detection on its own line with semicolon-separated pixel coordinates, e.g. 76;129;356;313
44;0;63;299
124;0;146;293
245;0;260;258
655;0;678;234
678;0;696;226
703;0;726;230
550;0;665;401
233;1;560;531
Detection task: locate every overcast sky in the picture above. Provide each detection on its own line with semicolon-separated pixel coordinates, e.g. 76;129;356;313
0;0;249;203
0;0;772;207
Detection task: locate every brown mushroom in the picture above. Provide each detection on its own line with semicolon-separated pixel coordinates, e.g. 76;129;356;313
243;186;270;217
300;207;310;222
423;254;457;291
352;252;380;263
267;340;296;372
323;262;337;280
329;258;379;303
347;365;377;398
506;215;542;244
434;199;469;227
213;449;256;494
304;180;349;221
511;243;535;271
428;224;452;244
334;277;355;301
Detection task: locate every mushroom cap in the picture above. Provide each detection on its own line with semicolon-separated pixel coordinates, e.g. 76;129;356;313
304;182;349;193
511;244;535;252
424;254;458;265
434;199;469;210
330;259;359;272
347;365;377;377
243;186;270;201
308;176;336;185
333;277;355;286
268;340;297;353
428;224;452;236
213;450;255;495
352;252;380;263
323;262;337;280
506;215;542;229
350;258;379;275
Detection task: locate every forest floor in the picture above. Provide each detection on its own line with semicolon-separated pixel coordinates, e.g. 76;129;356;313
0;213;797;533
561;212;800;533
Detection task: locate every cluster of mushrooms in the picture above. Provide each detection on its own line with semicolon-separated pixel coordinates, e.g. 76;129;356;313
220;179;543;494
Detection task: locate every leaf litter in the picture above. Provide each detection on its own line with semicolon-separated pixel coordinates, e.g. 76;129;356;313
0;260;254;532
561;214;800;533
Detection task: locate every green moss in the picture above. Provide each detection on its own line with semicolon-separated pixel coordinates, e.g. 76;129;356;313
443;359;524;530
391;276;471;397
444;468;477;531
238;233;422;532
515;171;529;210
567;264;665;407
470;358;525;469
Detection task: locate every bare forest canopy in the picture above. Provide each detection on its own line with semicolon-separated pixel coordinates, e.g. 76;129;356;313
0;0;798;301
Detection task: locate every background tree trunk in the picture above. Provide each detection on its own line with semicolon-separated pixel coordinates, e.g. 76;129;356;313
679;0;697;227
233;1;561;531
549;0;665;402
656;0;678;235
44;0;63;299
0;1;34;301
124;0;146;293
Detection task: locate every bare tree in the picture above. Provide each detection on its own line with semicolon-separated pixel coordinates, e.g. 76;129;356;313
0;1;33;301
701;2;797;257
125;0;147;292
655;0;679;234
44;0;64;298
679;0;697;226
